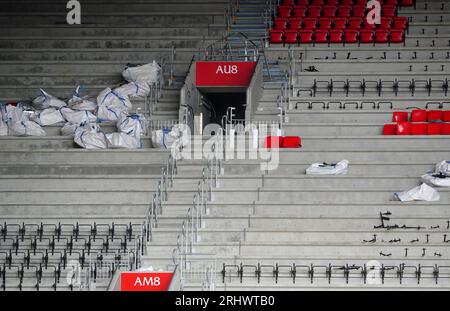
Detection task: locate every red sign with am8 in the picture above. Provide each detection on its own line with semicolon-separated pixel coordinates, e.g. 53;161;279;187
196;61;257;87
120;272;174;291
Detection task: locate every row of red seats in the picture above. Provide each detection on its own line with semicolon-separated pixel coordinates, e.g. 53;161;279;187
264;136;302;148
383;123;450;135
270;29;404;44
277;5;399;18
280;0;414;5
392;110;450;123
273;16;408;30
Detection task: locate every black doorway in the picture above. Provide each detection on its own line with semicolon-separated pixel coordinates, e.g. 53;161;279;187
202;92;246;126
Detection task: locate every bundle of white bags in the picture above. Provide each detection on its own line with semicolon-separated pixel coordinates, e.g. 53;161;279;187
1;103;46;137
96;88;131;122
74;123;107;149
306;160;349;175
32;89;67;110
68;86;97;112
151;124;187;149
114;81;151;99
421;160;450;187
122;61;161;85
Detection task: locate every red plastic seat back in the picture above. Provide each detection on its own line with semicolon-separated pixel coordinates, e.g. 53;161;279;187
443;111;450;122
428;110;443;122
375;30;389;43
274;18;288;30
410;109;427;122
382;5;397;17
428;123;443;135
410;123;428;135
289;18;303;30
443;124;450;135
390;30;404;43
278;6;292;18
348;17;362;29
299;30;314;43
293;7;307;18
352;6;366;17
285;30;298;43
383;124;397;135
322;6;337;17
318;17;332;29
315;30;329;43
333;18;347;29
270;30;284;43
393;16;408;29
392;111;408;122
379;17;393;29
308;6;322;18
344;30;359;43
303;18;317;29
360;30;374;43
265;136;283;148
330;30;343;43
281;136;302;148
337;6;352;17
396;122;411;135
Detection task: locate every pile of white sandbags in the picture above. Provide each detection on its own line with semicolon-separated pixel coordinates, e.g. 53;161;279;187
1;103;46;137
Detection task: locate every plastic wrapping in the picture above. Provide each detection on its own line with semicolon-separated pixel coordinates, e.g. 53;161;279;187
8;120;47;137
106;132;141;149
306;160;349;175
395;183;440;202
122;61;161;84
30;108;65;126
117;113;145;139
32;89;67;109
74;123;107;149
61;107;97;124
114;81;150;99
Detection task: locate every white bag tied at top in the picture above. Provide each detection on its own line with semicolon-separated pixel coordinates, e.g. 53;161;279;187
61;107;97;124
32;89;67;109
117;113;145;139
106;132;141;149
74;123;107;149
122;61;161;84
68;86;97;111
8;120;47;137
97;88;132;110
421;160;450;187
152;128;172;148
61;122;85;137
114;81;151;99
2;104;24;124
306;160;349;175
30;108;65;126
395;183;440;202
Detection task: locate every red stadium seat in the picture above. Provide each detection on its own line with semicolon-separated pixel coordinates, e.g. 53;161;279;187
348;17;362;29
375;29;389;43
308;6;322;18
270;30;284;43
382;5;397;17
285;30;299;44
410;123;428;135
352;5;366;18
297;0;310;5
383;124;397;135
265;136;283;148
379;17;393;29
303;17;318;29
293;6;307;18
278;6;292;18
383;0;399;5
282;0;296;5
274;17;288;30
315;30;329;43
355;0;368;4
396;122;411;135
330;30;343;43
443;124;450;135
325;0;339;5
322;6;337;17
360;30;374;43
289;18;303;30
390;30;405;43
333;17;347;29
428;123;443;135
299;30;314;43
344;29;359;43
340;0;354;5
393;16;408;30
410;109;427;122
337;6;352;18
392;111;408;122
363;20;376;30
281;136;302;148
318;17;333;29
401;0;414;6
311;0;324;5
443;111;450;122
428;110;444;121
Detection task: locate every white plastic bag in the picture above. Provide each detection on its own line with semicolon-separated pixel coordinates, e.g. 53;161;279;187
61;107;97;124
68;88;97;112
32;89;67;109
122;61;161;84
151;128;172;148
117;114;145;138
97;105;126;122
422;174;450;187
2;104;24;124
8;120;47;137
30;108;65;126
0;106;7;136
114;81;150;99
435;161;450;177
97;88;132;110
74;123;107;149
61;122;84;137
106;132;141;149
395;183;440;202
306;160;349;175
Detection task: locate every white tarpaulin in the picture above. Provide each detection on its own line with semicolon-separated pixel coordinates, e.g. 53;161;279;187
436;160;450;177
68;87;97;112
74;123;107;149
122;61;161;84
117;113;145;139
421;173;450;187
106;132;141;149
61;107;97;124
306;160;349;175
114;81;150;99
32;89;67;109
30;108;65;126
395;183;440;202
97;88;132;110
8;120;47;137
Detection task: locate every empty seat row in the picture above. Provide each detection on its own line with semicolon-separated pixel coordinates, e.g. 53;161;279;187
383;122;450;135
270;29;405;44
392;110;450;123
280;0;413;5
273;16;408;31
278;4;400;18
